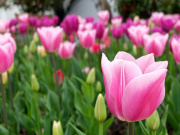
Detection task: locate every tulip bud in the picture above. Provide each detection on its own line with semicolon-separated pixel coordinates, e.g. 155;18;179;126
95;94;107;123
37;46;46;58
31;74;40;92
24;45;29;55
86;68;95;85
146;110;160;131
30;40;36;54
8;63;14;74
96;81;102;92
52;121;63;135
148;20;155;29
33;32;39;43
2;72;8;84
84;52;88;60
134;15;140;23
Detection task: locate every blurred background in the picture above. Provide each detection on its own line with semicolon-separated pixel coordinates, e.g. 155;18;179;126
1;0;180;23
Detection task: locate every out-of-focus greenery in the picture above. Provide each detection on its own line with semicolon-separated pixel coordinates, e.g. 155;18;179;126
116;0;180;19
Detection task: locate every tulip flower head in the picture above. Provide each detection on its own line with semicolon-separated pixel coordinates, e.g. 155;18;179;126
78;29;96;49
143;33;169;57
0;43;14;74
98;10;110;25
171;39;180;64
18;23;28;35
58;41;76;59
18;13;29;24
169;34;180;53
93;21;105;40
150;12;164;26
0;20;9;33
111;25;124;39
29;16;38;27
37;26;63;52
54;70;64;85
61;14;79;35
101;52;168;122
128;25;150;46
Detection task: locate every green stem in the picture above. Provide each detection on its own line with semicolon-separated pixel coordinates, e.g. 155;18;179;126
49;53;61;111
116;39;120;51
99;122;103;135
174;60;178;78
128;122;134;135
152;131;156;135
0;75;8;128
7;71;14;110
88;49;92;67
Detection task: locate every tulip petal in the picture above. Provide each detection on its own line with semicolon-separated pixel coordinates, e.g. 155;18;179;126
122;69;167;122
144;61;168;73
114;51;136;62
136;53;155;73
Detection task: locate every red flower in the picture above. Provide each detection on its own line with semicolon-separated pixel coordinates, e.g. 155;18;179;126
54;70;65;85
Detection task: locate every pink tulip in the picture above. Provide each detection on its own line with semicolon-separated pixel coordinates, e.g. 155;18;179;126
0;33;16;53
150;12;164;25
98;10;110;24
37;26;63;52
175;20;180;33
111;17;122;27
171;39;180;64
128;25;149;46
101;28;109;41
58;41;76;59
0;20;9;33
101;52;168;122
18;13;29;24
143;33;169;57
18;23;28;35
169;34;180;53
0;43;14;74
78;30;96;48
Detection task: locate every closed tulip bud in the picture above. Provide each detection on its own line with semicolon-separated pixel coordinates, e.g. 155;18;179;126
30;40;36;54
95;94;107;123
24;45;29;55
84;52;88;60
2;72;8;85
37;46;46;58
86;68;95;85
31;75;40;92
96;81;102;92
134;15;140;23
33;32;39;43
52;121;63;135
146;110;160;131
8;63;14;74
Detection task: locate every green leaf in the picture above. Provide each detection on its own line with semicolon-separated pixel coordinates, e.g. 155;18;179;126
69;122;86;135
159;105;168;135
74;76;94;104
43;115;51;135
139;121;150;135
104;116;114;134
171;79;180;113
0;126;9;135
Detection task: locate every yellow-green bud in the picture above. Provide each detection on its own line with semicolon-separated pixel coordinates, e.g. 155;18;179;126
86;68;95;85
95;94;107;123
8;63;14;74
33;32;39;43
30;40;36;54
31;75;40;92
96;81;102;92
52;121;63;135
24;45;29;55
2;72;8;85
146;110;160;131
84;52;88;60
